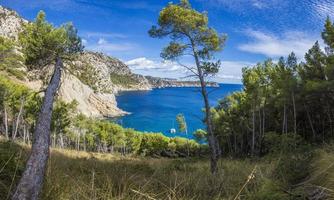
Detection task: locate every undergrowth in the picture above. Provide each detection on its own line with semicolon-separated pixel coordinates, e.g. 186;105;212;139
0;138;333;199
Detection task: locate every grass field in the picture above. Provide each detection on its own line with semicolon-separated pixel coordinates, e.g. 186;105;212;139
0;138;333;200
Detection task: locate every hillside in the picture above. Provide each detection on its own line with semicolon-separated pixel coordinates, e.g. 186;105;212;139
1;139;333;199
0;5;218;118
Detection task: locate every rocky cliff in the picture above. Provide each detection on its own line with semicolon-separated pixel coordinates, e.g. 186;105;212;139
0;6;151;117
0;6;219;118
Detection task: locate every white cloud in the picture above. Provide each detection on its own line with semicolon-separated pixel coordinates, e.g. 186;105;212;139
86;38;136;53
251;0;267;9
83;31;127;39
216;61;254;83
97;38;107;45
238;29;318;58
125;57;187;73
125;57;190;80
126;57;253;83
198;0;279;10
82;39;88;45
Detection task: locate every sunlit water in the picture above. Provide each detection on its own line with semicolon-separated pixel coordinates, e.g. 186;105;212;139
114;84;243;139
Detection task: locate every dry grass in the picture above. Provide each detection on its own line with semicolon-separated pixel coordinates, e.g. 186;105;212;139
4;137;334;200
294;147;334;199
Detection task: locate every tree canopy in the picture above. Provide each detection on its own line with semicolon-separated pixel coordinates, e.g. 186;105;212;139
19;11;83;69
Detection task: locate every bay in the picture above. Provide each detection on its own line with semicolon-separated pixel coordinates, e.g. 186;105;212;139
115;84;243;139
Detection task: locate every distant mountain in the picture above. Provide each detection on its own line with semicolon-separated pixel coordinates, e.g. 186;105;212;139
145;76;219;88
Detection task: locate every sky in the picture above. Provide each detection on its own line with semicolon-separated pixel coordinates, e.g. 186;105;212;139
1;0;333;83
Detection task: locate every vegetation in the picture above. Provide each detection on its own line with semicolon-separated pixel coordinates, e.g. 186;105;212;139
1;2;334;199
149;0;226;174
110;72;139;87
13;10;84;199
1;139;334;199
0;74;202;157
212;17;334;158
70;62;99;92
0;36;26;80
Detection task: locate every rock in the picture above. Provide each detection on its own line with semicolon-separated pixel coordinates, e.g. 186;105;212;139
59;72;128;117
73;52;152;93
0;6;27;40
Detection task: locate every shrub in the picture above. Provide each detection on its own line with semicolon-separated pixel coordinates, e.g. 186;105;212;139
139;133;170;156
7;68;26;80
263;133;314;186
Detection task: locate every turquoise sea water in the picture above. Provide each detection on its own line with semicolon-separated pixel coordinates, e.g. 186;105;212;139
115;84;243;139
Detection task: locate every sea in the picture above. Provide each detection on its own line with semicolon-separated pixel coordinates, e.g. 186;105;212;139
114;84;243;139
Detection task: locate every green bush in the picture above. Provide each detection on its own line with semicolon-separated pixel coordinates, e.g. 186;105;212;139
124;128;143;154
139;133;170;155
262;132;309;155
170;137;200;155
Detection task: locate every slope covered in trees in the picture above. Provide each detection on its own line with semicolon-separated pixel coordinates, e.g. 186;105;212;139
212;17;334;157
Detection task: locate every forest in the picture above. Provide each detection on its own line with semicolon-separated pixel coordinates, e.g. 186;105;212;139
1;0;334;199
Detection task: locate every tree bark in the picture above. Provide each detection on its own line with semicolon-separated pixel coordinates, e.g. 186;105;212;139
4;103;8;139
12;98;25;140
192;43;219;174
12;57;63;200
304;103;316;140
282;103;286;134
292;92;297;135
251;108;255;157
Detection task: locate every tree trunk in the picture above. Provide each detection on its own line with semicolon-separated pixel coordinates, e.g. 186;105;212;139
83;132;86;152
304;103;316;140
23;123;26;144
59;133;64;149
52;134;56;148
292;92;297;135
12;98;25;140
12;57;63;200
262;108;265;135
27;130;30;145
189;40;219;174
251;108;255;157
4;103;8;139
282;103;286;134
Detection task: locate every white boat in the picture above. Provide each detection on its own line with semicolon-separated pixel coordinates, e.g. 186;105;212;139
170;128;176;134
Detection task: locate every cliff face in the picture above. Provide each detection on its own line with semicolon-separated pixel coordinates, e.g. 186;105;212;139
0;6;219;118
0;6;151;117
72;52;152;94
59;73;128;117
0;7;27;40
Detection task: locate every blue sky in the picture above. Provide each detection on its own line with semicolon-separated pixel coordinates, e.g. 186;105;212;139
1;0;333;83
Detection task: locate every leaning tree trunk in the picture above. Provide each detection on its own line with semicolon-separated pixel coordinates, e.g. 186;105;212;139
192;50;219;174
12;57;63;200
